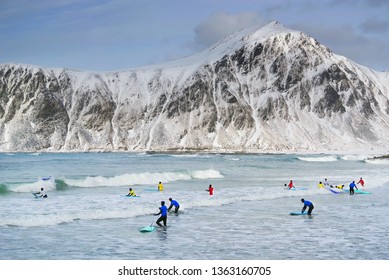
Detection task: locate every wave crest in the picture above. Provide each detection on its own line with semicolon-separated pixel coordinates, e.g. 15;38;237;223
65;169;223;188
297;156;338;162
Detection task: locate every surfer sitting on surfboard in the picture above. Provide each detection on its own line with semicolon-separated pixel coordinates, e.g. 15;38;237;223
126;187;136;197
301;198;314;215
168;198;180;213
34;187;48;198
154;201;168;227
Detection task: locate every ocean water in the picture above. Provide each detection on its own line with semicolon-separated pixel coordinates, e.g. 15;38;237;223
0;152;388;260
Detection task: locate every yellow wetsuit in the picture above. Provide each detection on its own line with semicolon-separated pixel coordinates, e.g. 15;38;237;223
318;183;324;188
128;188;136;196
158;183;164;191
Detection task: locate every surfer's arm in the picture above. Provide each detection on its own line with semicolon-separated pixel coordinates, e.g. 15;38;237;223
301;205;307;213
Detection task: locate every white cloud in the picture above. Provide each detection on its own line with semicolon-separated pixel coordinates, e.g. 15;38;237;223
190;11;264;50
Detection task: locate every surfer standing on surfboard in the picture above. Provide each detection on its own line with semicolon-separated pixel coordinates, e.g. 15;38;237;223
301;198;314;215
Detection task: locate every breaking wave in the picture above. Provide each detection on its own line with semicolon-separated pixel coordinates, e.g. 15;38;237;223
63;169;223;188
297;156;338;162
365;158;389;165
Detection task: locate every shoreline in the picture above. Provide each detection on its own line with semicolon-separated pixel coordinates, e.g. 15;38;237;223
1;148;388;157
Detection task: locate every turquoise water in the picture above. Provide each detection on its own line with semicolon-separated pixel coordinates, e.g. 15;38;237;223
0;152;388;259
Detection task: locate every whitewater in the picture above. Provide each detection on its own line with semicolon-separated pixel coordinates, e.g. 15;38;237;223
0;152;388;259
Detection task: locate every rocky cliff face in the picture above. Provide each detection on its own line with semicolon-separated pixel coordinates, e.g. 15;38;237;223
1;22;388;152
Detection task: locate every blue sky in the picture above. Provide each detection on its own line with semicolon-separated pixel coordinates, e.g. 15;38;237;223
1;0;388;71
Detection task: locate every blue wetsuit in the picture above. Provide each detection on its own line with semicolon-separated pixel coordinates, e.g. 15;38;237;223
156;205;168;227
349;181;358;195
302;200;314;215
168;200;180;213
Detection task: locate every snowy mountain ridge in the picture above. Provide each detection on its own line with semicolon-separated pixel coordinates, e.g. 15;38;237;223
1;21;389;153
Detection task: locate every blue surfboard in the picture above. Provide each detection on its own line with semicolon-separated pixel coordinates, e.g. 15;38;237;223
289;212;316;215
328;188;343;194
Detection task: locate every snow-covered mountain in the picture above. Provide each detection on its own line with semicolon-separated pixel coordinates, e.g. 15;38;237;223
1;21;389;153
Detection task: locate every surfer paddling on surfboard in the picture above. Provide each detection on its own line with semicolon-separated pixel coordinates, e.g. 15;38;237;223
301;198;314;215
154;201;168;227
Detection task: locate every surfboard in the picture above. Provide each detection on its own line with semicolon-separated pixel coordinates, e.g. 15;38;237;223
288;187;308;190
328;188;342;194
144;188;159;192
32;192;44;198
343;189;371;194
354;189;371;194
121;195;140;198
289;212;316;216
139;225;155;232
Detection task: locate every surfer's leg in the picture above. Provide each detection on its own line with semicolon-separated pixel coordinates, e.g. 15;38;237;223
162;216;167;227
308;205;313;215
156;217;162;227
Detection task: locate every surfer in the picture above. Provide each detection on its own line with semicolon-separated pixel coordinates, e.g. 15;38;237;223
207;184;214;195
34;187;48;198
288;180;294;189
301;198;314;215
127;187;136;197
323;178;329;188
357;177;365;187
349;181;358;195
318;181;324;188
158;182;164;192
168;198;180;213
154;201;168;227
